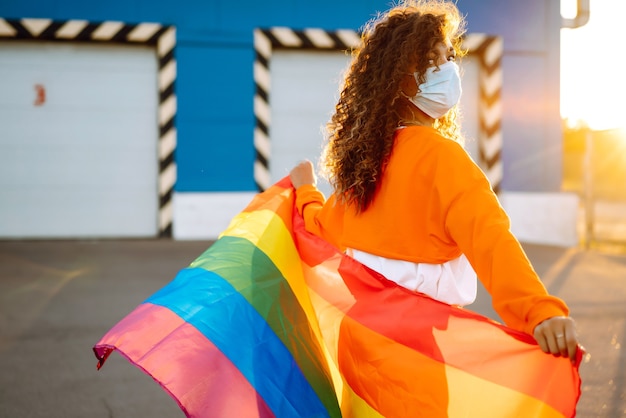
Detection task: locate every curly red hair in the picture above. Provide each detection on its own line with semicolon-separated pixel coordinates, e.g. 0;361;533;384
321;0;466;212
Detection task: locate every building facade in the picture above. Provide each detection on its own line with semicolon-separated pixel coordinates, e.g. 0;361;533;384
0;0;571;242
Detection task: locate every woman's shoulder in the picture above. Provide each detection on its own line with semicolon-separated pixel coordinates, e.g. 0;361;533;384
395;126;468;156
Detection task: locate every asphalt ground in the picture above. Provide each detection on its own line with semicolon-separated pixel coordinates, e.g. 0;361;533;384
0;239;625;417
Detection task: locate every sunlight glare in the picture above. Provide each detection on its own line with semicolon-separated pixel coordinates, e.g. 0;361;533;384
561;0;626;130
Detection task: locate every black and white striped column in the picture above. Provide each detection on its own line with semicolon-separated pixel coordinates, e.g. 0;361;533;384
253;27;503;192
155;26;177;237
463;33;503;193
0;17;177;236
253;27;361;191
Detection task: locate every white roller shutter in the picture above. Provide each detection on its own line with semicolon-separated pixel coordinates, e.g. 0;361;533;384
269;50;349;196
0;41;158;238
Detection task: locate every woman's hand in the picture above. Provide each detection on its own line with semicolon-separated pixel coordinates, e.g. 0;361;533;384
289;160;317;189
533;316;580;364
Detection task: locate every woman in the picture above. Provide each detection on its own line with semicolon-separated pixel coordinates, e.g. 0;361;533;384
289;0;579;363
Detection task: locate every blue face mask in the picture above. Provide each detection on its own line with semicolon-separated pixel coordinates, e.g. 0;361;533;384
408;61;462;119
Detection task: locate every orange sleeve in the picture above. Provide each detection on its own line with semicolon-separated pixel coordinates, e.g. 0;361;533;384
294;184;343;250
439;143;569;335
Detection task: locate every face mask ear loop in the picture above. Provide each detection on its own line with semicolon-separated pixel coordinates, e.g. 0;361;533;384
400;73;422;100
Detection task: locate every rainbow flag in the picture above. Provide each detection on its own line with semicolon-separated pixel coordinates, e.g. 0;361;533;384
93;178;582;417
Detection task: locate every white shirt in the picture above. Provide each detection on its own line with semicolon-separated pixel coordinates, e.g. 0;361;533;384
347;248;477;306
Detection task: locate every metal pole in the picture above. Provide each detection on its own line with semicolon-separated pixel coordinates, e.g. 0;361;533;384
584;128;594;248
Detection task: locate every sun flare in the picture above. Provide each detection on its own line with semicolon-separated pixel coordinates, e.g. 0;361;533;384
561;0;626;130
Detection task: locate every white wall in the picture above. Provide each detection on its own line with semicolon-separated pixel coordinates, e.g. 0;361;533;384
500;192;579;247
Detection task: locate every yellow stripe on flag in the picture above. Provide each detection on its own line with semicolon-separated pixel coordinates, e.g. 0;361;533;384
445;363;565;418
218;209;328;352
341;382;385;418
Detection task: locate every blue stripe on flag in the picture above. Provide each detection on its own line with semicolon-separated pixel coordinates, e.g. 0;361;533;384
146;267;330;418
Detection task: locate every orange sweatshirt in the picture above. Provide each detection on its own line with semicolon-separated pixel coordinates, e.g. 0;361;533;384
295;126;568;335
